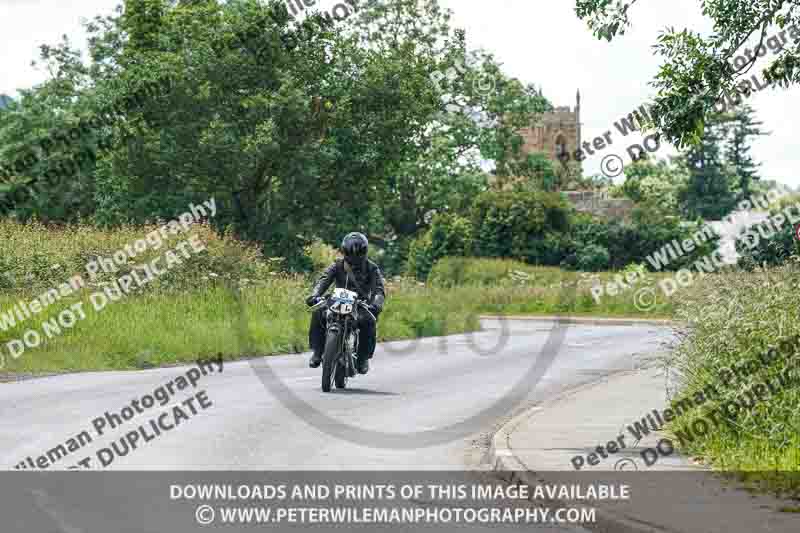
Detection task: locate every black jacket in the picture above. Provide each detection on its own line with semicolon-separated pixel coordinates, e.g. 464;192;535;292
309;259;386;312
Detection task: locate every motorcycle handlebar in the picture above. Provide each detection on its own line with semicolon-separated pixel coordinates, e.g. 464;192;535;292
357;301;377;322
307;296;327;312
307;296;375;321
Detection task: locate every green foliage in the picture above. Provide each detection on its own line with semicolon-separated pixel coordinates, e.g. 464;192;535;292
470;190;571;264
736;204;800;268
772;192;800;210
406;190;713;276
426;256;675;316
613;157;688;215
723;105;766;199
575;0;799;149
676;110;741;220
427;257;566;288
98;0;434;266
304;238;340;274
520;153;558;191
666;263;800;475
0;274;482;375
374;236;411;278
569;243;610;271
0;0;557;268
0;219;272;294
377;4;550;239
562;210;715;272
0;74;103;221
615;106;766;222
406;213;473;280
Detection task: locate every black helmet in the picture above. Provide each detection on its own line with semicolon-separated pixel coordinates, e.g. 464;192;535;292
341;232;368;263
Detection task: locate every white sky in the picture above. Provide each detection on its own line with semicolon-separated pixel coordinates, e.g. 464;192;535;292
1;0;798;186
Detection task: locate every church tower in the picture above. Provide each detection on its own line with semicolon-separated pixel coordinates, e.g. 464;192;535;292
576;89;581;151
518;89;582;167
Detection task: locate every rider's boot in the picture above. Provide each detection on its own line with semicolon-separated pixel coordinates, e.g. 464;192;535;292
309;348;323;368
356;354;369;375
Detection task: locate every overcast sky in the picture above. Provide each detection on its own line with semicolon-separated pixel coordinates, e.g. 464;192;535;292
1;0;798;186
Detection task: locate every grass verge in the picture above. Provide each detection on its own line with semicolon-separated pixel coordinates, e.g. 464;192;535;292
663;262;800;488
0;262;672;375
0;278;483;375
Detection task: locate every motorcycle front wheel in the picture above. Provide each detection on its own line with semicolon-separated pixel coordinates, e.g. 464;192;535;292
334;363;347;389
321;330;340;393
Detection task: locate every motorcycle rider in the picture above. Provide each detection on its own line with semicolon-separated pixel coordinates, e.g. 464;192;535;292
306;232;386;374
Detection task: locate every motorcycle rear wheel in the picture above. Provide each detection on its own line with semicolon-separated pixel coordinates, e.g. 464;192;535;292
321;330;340;393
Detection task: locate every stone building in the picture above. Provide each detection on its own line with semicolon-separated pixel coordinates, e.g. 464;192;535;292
562;190;634;219
512;90;635;219
519;89;582;166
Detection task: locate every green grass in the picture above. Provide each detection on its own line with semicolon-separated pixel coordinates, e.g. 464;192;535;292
0;278;484;374
428;257;676;317
0;261;675;375
662;263;800;489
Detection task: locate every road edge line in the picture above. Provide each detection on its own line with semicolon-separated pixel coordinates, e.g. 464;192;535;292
479;315;683;327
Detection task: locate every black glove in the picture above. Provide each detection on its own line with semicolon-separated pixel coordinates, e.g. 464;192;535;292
306;295;321;307
372;294;385;315
367;303;381;316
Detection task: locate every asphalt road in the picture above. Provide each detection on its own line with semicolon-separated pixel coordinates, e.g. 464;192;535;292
1;318;674;471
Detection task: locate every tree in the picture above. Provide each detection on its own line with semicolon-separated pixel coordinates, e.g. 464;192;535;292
677;111;739;219
575;0;800;147
515;153;557;191
0;0;553;269
613;156;688;215
0;33;100;221
2;0;454;267
347;0;548;244
722;104;767;200
613;104;766;220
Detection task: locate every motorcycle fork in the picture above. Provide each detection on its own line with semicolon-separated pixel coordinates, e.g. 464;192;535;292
342;319;359;375
327;316;358;376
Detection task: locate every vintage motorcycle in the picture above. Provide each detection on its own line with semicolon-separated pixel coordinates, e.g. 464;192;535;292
309;288;376;392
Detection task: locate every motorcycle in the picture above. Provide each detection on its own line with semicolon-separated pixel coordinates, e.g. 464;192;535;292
309;288;376;392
